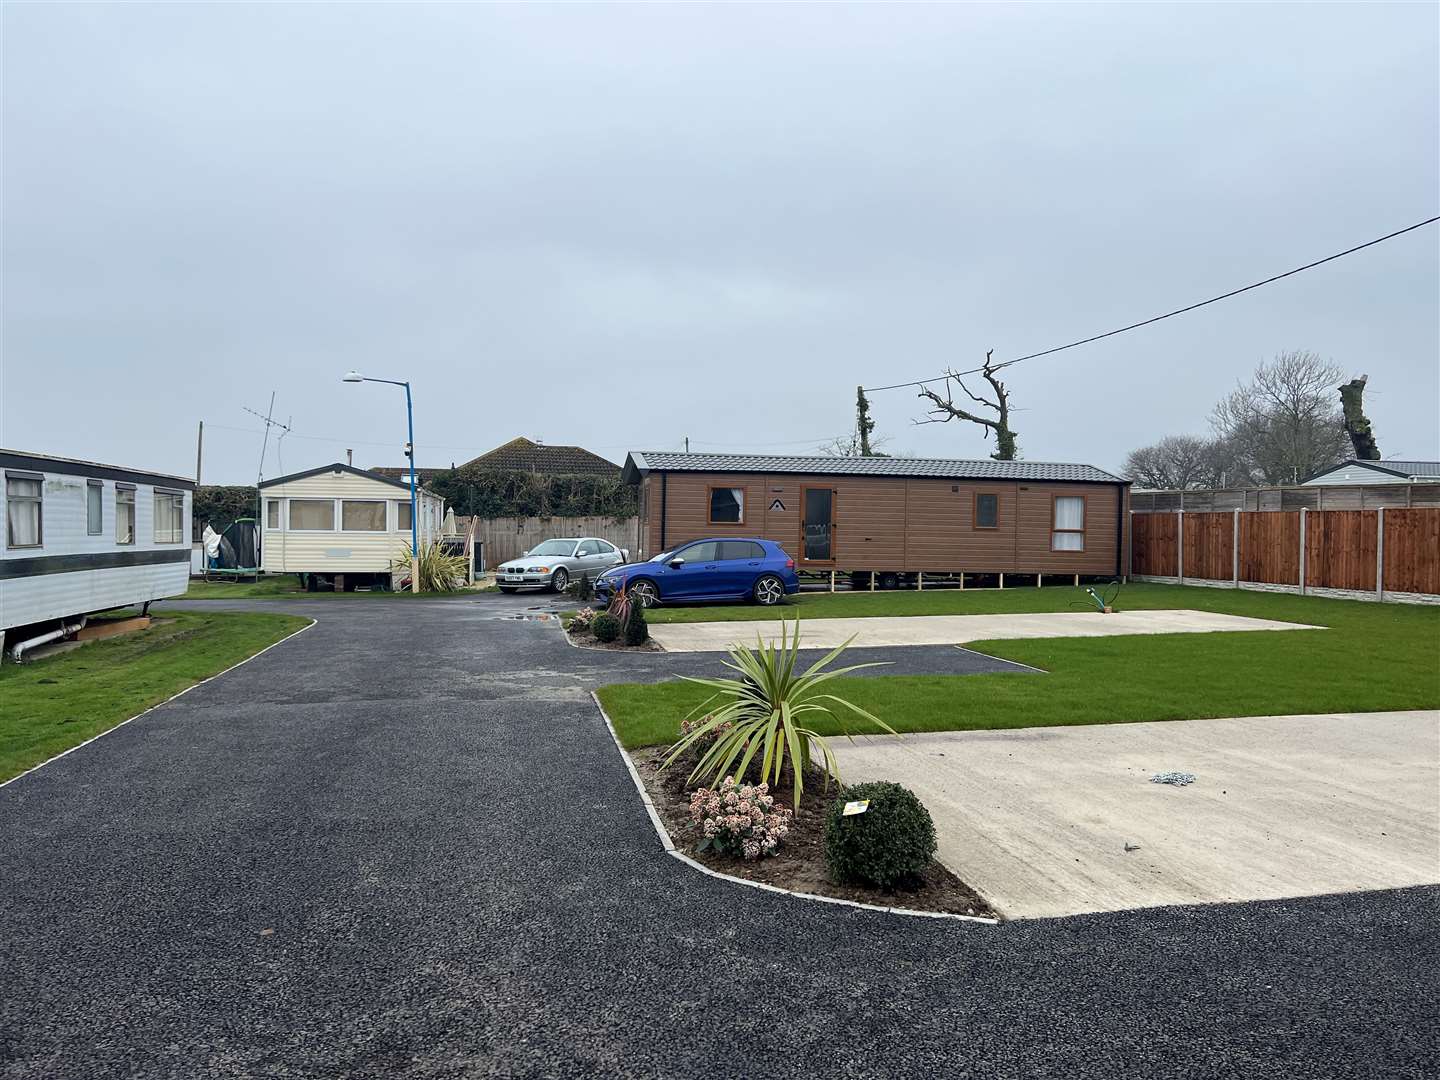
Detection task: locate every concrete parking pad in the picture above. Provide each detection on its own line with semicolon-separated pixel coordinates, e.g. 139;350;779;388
648;608;1322;652
832;710;1440;920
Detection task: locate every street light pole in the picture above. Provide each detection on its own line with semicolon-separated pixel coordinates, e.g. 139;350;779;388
344;371;420;593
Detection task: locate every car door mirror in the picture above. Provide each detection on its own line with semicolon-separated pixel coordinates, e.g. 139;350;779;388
668;557;685;569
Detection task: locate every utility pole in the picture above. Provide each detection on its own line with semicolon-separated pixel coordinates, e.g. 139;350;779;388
195;420;204;485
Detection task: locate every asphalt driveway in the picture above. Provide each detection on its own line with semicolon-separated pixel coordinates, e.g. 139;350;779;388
1;596;1435;1079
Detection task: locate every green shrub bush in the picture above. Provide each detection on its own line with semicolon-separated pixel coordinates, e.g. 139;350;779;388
592;612;621;643
622;595;648;646
823;781;937;889
569;607;597;634
569;574;595;602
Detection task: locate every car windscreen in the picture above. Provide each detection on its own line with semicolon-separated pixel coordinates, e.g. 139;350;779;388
648;549;674;563
528;540;576;556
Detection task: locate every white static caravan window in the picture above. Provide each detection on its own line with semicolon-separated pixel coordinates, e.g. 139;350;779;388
5;473;42;548
266;500;281;529
289;499;335;531
116;485;136;545
1052;495;1086;551
395;500;412;531
154;490;185;543
341;500;386;532
87;480;103;535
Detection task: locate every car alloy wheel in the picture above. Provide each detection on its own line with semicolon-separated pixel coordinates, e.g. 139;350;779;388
753;575;784;606
551;568;569;593
629;580;659;607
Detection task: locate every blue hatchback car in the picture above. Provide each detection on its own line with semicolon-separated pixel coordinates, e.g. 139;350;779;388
593;538;800;608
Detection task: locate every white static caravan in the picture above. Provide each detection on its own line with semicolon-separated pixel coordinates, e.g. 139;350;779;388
258;463;445;590
2;449;194;651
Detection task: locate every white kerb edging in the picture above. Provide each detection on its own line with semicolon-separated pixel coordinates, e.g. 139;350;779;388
0;618;317;791
589;690;999;925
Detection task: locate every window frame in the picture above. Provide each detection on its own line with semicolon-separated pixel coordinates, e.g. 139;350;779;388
973;491;999;530
707;485;746;525
266;499;281;530
153;488;186;544
340;499;388;533
1050;493;1087;552
5;471;44;549
395;500;412;532
288;498;337;532
115;484;137;546
87;480;104;536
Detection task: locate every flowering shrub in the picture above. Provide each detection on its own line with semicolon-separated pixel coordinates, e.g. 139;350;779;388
690;777;793;860
569;607;598;634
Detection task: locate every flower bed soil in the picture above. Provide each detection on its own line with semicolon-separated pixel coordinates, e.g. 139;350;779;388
629;747;996;918
566;629;664;652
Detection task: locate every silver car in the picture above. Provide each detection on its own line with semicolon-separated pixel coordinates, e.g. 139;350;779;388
494;537;628;593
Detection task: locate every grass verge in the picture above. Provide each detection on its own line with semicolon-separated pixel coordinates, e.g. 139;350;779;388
598;585;1440;748
183;575;493;599
0;610;309;782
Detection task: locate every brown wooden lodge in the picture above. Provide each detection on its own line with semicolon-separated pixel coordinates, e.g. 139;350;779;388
621;452;1130;588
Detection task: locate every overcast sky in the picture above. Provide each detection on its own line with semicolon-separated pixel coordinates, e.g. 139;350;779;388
3;2;1436;484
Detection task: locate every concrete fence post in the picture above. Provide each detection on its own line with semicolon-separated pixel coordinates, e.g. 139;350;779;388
1299;507;1307;595
1176;510;1184;583
1232;508;1240;588
1376;508;1386;601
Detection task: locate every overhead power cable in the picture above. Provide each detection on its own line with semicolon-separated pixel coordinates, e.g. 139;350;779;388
864;215;1440;393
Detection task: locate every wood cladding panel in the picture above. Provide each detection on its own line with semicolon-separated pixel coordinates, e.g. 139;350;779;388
1015;485;1120;573
644;471;1125;573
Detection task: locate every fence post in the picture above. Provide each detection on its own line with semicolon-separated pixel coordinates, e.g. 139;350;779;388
1126;510;1133;579
1232;508;1240;588
1299;507;1307;595
1177;510;1184;583
1376;508;1385;601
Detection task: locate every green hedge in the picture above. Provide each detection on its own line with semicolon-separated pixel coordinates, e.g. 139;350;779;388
426;468;636;518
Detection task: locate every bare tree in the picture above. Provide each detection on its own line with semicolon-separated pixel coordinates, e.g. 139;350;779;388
915;350;1018;460
820;386;890;457
1123;436;1214;489
1209;350;1349;484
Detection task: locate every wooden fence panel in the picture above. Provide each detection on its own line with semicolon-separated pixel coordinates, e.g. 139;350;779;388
1305;510;1377;591
1182;512;1233;580
468;515;640;567
1383;509;1440;595
1131;513;1177;576
1239;511;1300;585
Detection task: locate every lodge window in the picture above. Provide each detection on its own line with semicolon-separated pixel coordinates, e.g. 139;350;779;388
266;499;281;529
154;490;185;543
116;485;136;545
289;499;335;531
341;500;387;532
1052;495;1086;551
87;481;104;535
5;473;42;548
974;492;998;529
709;486;744;524
395;500;412;531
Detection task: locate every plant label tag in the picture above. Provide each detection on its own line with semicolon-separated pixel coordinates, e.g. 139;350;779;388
842;799;870;817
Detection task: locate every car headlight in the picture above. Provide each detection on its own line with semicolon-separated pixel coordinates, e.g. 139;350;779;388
533;566;549;573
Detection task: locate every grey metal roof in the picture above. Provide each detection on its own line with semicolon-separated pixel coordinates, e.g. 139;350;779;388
259;462;437;493
623;451;1126;485
1306;458;1440;482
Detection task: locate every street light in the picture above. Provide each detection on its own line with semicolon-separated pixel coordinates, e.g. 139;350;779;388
343;370;419;593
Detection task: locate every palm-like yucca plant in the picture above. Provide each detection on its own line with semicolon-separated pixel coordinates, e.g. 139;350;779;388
662;615;896;809
395;541;469;592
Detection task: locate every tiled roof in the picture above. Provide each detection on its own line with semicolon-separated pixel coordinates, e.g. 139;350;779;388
623;451;1126;484
372;438;619;479
369;466;450;483
469;438;619;476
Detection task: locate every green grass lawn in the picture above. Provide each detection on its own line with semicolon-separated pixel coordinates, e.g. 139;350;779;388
599;584;1440;749
183;575;493;599
0;610;309;782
